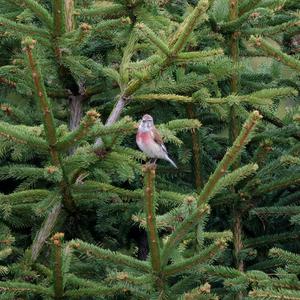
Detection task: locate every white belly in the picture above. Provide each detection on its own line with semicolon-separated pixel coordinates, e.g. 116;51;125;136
137;138;166;159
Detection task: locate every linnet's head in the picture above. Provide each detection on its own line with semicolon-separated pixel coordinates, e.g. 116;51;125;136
139;114;154;131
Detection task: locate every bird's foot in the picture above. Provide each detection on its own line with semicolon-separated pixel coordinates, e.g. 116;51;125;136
144;159;157;170
148;158;157;167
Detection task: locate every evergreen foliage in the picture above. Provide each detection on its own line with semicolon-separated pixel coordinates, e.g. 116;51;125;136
0;0;299;299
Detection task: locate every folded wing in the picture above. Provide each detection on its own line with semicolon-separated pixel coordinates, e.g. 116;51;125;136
152;126;167;153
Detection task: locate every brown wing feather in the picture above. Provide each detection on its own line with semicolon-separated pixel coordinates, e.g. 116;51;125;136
152;127;167;153
152;127;163;144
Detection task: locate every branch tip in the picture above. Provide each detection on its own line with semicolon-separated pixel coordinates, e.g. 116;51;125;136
51;232;64;246
80;23;92;31
86;109;100;121
22;37;37;49
121;17;131;25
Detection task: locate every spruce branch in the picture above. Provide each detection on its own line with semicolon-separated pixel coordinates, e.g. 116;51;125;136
74;4;126;18
52;0;65;38
204;231;233;240
250;206;300;217
2;0;300;297
73;181;143;201
0;266;8;276
204;163;258;203
161;112;261;266
252;175;300;195
161;204;210;266
244;20;300;36
0;281;53;296
64;23;92;48
249;289;300;299
51;232;64;299
143;164;161;273
175;49;224;62
275;191;300;208
249;105;300;141
204;265;243;279
182;283;217;300
269;248;300;265
136;23;170;56
56;110;100;151
106;272;152;286
91;116;136;139
164;239;227;276
19;37;75;259
7;0;53;29
69;240;151;273
64;286;123;298
221;8;267;33
134;90;292;105
198;111;262;205
156;191;187;207
133;208;182;232
186;103;203;190
0;103;31;123
0;16;50;39
51;0;67;63
66;274;101;289
245;232;300;248
250;36;300;71
253;125;300;142
23;37;76;218
0;248;12;261
170;0;210;55
93;17;131;33
23;37;59;164
249;87;297;99
94;1;212;148
262;278;300;292
253;140;273;165
233;212;244;277
239;0;263;16
256;155;300;177
0;76;17;88
93;97;134;148
61;56;94;79
228;0;240;156
161;119;202;133
0;189;51;205
0;121;48;150
133;94;192;103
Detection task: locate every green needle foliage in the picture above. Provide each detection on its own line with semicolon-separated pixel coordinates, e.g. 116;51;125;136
0;0;299;299
0;112;262;297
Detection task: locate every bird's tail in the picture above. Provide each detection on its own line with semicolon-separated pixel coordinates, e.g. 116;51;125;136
166;156;177;168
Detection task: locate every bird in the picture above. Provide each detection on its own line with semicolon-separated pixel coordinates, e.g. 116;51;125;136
136;114;177;168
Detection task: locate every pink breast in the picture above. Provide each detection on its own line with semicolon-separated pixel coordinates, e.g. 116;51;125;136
136;131;152;143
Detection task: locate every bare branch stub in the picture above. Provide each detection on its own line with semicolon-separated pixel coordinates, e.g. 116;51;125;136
94;95;132;150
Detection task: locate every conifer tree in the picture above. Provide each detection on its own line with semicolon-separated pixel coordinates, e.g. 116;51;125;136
203;0;300;298
0;110;263;298
0;0;299;299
